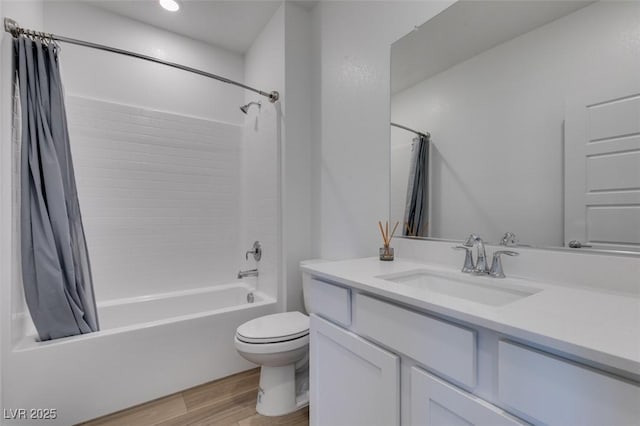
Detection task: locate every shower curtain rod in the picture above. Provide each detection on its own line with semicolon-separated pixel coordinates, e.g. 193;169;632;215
3;17;280;103
391;122;430;139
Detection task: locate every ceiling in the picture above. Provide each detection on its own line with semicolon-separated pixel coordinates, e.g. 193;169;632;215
90;0;285;53
391;1;594;94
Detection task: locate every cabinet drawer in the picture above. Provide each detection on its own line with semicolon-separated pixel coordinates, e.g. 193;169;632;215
498;340;640;425
411;366;526;426
354;293;477;388
307;278;351;327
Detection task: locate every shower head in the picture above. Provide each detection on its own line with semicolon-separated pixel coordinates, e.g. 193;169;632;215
240;101;261;114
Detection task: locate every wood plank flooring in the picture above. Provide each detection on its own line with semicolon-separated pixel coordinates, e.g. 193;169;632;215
79;368;309;426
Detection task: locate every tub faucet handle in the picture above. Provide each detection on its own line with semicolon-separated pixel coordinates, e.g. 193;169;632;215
245;241;262;261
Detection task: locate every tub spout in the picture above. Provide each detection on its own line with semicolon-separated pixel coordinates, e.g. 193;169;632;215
237;269;258;279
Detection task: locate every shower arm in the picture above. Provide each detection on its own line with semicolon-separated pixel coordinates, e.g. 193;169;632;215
3;17;280;103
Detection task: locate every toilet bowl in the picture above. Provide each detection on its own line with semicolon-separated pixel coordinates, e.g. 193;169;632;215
234;259;326;416
234;311;309;416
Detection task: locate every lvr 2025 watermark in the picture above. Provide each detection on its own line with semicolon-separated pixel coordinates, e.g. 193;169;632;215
3;408;57;420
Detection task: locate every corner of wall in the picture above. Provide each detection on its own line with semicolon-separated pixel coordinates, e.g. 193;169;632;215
0;0;5;411
309;2;322;260
242;2;286;310
283;1;312;312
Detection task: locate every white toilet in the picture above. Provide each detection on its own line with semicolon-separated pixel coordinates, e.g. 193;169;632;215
234;260;322;416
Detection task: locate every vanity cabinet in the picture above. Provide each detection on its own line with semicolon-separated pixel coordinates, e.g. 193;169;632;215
498;341;640;425
308;276;640;426
354;293;477;388
309;314;400;426
411;367;525;426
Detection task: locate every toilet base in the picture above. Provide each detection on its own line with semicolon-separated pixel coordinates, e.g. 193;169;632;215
256;365;309;416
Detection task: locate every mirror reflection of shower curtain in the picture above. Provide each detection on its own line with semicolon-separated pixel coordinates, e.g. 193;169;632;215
403;135;429;237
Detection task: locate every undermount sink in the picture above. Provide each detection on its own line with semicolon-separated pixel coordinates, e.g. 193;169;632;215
377;269;541;307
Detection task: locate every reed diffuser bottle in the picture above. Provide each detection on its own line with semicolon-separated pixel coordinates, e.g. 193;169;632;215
378;221;398;261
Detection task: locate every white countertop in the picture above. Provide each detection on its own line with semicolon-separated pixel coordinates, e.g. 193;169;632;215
302;257;640;376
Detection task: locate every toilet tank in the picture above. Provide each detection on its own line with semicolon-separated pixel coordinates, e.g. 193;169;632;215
300;259;329;314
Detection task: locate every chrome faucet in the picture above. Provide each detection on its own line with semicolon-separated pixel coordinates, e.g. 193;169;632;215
463;234;489;274
245;241;262;261
489;250;519;278
237;268;258;279
455;233;520;278
452;246;475;273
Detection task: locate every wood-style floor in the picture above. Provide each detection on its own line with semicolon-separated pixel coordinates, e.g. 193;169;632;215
79;368;309;426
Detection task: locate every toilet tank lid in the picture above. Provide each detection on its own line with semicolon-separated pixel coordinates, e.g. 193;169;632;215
237;311;309;341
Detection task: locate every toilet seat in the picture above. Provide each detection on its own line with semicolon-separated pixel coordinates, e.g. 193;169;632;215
234;333;309;355
236;312;309;344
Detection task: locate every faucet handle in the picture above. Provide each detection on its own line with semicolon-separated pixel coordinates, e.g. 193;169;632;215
463;234;479;247
452;246;475;273
489;250;519;278
500;232;518;246
245;241;262;261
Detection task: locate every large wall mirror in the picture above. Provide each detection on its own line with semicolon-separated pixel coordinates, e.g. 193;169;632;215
390;0;640;253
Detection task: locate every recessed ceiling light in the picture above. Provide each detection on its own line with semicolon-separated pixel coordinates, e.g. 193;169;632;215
159;0;180;12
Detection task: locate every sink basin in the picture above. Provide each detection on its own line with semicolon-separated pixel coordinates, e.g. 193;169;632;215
377;270;541;306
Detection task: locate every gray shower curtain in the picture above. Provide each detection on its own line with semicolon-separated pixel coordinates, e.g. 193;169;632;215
15;37;99;341
403;135;429;237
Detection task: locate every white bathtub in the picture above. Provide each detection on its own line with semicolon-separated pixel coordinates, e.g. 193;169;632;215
6;283;278;425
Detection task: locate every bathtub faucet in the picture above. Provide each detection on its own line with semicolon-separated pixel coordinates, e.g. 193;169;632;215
237;268;259;279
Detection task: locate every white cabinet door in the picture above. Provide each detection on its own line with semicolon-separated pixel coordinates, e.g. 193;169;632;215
310;314;400;426
411;367;526;426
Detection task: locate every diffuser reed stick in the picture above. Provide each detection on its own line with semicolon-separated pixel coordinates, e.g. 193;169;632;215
378;220;398;261
389;221;399;242
378;221;387;246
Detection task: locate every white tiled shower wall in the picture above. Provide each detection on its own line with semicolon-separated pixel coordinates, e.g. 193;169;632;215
40;2;253;304
66;97;242;301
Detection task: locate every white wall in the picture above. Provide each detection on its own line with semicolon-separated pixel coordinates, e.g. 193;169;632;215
282;2;312;312
391;1;640;246
43;1;244;124
241;3;285;304
310;1;454;259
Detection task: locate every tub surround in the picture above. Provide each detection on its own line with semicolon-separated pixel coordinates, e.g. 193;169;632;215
5;284;277;426
303;254;640;425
